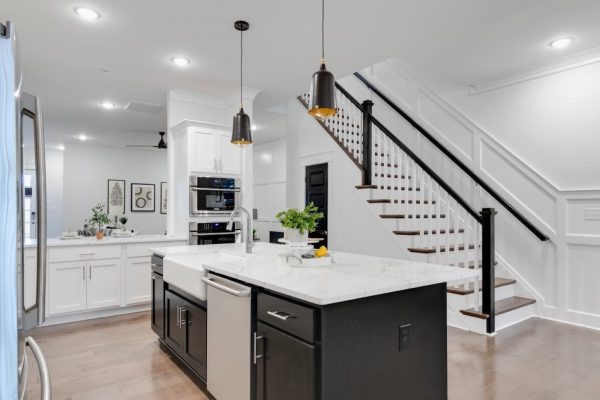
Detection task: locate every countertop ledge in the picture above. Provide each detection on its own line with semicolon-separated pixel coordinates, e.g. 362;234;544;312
25;235;188;248
160;243;480;306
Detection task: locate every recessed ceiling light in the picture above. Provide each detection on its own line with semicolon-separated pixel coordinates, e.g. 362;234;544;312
549;37;574;49
58;145;65;151
100;101;116;109
78;134;87;141
251;124;257;130
171;57;190;67
74;7;101;21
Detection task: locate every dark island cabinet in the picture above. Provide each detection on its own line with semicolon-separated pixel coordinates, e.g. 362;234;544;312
256;322;316;400
150;272;164;339
164;289;208;380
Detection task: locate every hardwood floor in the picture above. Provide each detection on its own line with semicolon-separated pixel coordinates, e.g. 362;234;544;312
24;313;600;399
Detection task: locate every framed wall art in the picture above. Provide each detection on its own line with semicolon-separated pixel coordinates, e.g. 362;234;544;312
131;183;155;212
160;182;167;214
107;179;126;215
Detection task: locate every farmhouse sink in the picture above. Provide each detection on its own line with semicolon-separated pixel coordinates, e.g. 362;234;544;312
162;254;230;301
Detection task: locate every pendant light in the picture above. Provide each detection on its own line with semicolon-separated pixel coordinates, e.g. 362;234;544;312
308;0;337;119
231;20;253;147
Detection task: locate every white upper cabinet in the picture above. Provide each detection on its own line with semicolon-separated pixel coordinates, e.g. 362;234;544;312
190;128;241;175
218;131;242;175
192;130;217;173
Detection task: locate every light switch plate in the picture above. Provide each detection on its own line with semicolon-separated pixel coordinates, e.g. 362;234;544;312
584;208;600;221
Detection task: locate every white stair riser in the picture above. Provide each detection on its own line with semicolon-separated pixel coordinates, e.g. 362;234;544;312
447;282;515;303
409;249;480;264
393;233;468;248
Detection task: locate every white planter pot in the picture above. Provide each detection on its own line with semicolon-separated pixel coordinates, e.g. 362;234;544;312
286;228;309;247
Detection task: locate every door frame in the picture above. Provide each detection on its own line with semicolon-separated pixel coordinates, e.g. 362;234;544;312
305;163;328;248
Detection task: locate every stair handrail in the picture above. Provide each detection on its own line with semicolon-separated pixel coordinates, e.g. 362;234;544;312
300;83;498;333
354;72;549;242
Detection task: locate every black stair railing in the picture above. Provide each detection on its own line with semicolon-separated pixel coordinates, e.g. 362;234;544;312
299;82;499;333
354;72;549;243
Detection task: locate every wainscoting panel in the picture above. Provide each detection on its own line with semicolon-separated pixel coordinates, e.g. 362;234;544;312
480;140;557;231
567;244;600;317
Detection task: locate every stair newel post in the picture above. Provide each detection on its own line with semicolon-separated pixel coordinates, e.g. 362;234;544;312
481;208;497;334
361;100;374;185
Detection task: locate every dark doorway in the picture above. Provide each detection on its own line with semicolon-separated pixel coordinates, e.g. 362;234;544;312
305;163;328;248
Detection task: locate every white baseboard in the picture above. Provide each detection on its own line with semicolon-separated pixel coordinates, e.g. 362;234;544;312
42;303;150;326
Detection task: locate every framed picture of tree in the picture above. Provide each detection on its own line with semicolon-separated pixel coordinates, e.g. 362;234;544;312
131;183;155;212
107;179;126;215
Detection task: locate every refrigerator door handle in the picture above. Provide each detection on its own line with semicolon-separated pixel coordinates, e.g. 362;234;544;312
33;95;47;326
19;337;51;400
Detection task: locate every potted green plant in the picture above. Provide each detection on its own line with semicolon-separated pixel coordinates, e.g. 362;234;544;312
275;202;324;246
89;203;110;240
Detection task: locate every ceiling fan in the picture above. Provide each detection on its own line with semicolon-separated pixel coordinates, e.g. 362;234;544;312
127;131;167;149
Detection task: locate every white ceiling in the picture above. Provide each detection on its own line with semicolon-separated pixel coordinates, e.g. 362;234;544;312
3;0;600;146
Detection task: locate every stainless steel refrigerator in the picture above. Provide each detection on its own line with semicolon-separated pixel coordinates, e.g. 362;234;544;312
1;20;51;399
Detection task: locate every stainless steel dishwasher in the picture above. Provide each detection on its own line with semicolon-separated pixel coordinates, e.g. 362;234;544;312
202;273;252;400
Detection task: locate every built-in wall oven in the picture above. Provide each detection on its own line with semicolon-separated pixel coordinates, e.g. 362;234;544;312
189;222;241;245
190;177;241;216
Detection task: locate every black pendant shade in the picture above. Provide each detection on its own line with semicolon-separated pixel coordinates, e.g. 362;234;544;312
231;106;252;147
231;20;253;147
308;61;336;119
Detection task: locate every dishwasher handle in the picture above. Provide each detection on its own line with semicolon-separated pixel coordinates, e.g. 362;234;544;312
202;276;251;297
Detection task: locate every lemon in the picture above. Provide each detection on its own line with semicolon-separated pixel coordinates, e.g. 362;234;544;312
315;246;328;258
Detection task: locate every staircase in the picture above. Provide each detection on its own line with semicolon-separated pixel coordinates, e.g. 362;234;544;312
298;79;542;335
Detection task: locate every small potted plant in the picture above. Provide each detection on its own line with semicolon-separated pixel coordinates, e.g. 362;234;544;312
119;216;128;232
275;202;324;246
89;203;110;240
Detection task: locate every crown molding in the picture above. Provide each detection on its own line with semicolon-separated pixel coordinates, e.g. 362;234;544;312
469;46;600;94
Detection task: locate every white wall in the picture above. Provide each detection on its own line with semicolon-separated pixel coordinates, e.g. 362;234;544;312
253;139;286;242
62;143;167;235
286;99;407;258
342;58;600;330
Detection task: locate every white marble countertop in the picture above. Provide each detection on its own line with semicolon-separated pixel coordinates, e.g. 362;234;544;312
162;243;479;305
25;235;188;248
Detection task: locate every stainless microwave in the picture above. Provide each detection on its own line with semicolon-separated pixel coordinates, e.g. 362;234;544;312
190;176;241;216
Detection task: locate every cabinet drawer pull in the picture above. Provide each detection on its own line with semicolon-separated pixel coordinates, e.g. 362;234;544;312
176;305;181;327
79;252;95;256
82;266;85;281
266;310;296;321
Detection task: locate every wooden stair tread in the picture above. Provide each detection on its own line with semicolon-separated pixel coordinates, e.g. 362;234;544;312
355;185;378;189
394;228;464;236
380;214;446;219
447;278;516;295
460;296;536;319
407;243;476;253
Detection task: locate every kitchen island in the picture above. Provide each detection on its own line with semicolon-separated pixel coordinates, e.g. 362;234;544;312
151;243;478;400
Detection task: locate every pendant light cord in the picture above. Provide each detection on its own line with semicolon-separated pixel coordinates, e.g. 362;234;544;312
321;0;325;61
240;28;243;107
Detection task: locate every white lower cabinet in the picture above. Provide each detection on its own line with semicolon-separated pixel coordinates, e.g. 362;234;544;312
126;256;152;305
48;261;87;315
87;259;122;310
45;240;187;319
